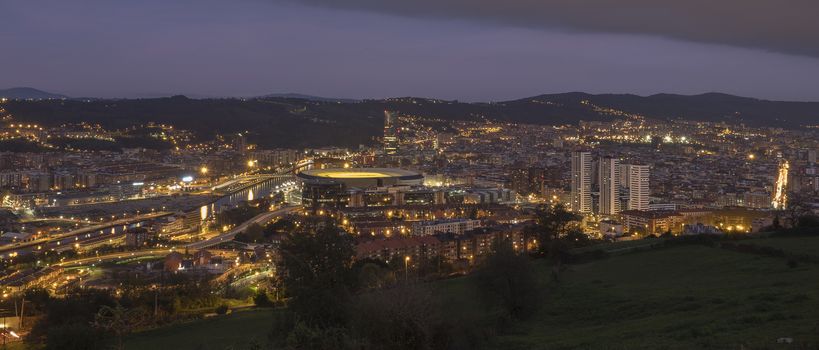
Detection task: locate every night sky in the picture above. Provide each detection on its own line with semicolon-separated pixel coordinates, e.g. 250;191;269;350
3;0;819;101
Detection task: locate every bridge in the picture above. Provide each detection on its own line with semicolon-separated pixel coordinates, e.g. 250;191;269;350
211;174;280;193
0;211;174;258
56;205;298;267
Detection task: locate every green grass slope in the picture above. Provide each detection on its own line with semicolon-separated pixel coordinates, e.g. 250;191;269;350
126;309;275;350
124;237;819;350
492;244;819;349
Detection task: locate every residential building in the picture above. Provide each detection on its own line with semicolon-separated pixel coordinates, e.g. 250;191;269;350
598;157;620;215
627;165;650;211
411;219;481;236
571;151;592;213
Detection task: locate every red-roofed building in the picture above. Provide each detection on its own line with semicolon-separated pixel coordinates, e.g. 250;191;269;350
356;236;441;263
355;223;531;265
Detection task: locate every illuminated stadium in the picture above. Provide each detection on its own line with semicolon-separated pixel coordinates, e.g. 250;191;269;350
297;168;423;188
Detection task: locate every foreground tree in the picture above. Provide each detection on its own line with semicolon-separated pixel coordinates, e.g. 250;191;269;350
28;289;117;346
279;224;356;329
475;238;540;321
530;204;580;254
92;304;147;350
782;193;815;229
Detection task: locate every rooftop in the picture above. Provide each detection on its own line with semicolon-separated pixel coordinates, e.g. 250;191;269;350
299;168;422;180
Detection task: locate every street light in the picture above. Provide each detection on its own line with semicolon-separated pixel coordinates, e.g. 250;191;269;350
404;256;410;283
200;166;209;175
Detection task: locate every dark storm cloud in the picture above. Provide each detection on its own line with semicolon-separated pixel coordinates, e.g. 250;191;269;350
4;0;819;100
285;0;819;57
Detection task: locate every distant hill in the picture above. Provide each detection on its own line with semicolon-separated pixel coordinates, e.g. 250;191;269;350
0;87;67;99
2;92;817;148
510;92;817;127
255;93;359;103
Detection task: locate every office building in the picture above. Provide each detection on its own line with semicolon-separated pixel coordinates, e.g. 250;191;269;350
383;111;399;155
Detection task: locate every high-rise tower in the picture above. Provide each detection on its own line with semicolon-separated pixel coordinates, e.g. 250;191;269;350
571;151;592;213
598;157;620;215
383;110;398;156
627;164;650;211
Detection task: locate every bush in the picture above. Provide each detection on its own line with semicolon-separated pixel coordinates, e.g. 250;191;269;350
286;321;349;350
347;285;442;349
44;324;105;350
720;242;786;258
254;291;273;307
269;310;296;346
215;304;229;315
665;234;720;246
565;249;610;264
355;261;395;290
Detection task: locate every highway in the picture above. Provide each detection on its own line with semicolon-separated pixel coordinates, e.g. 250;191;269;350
2;172;298;260
186;206;297;250
57;205;298;267
211;174;282;193
0;211;174;258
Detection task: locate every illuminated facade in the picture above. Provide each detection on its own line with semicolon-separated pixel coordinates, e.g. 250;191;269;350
570;151;592;213
298;168;424;210
598;157;620;216
383;110;398;155
627;165;650;211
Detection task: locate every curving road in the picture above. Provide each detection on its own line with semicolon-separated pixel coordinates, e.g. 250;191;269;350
0;212;174;257
57;205;298;267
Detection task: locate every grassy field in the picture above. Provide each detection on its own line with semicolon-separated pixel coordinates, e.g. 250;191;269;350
124;236;819;350
125;309;278;350
570;238;667;255
490;244;819;349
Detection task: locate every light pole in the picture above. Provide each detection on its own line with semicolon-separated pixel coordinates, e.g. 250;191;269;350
152;284;158;317
404;256;410;283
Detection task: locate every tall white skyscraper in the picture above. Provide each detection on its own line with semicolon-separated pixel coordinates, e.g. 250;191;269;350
598;157;620;215
627;164;650;211
571;151;592;213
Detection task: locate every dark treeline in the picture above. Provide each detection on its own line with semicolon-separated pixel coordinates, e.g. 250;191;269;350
21;272;240;350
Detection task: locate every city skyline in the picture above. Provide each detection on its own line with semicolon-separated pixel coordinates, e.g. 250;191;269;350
1;1;818;349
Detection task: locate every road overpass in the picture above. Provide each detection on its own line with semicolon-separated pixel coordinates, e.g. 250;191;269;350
57;205;298;267
0;211;174;258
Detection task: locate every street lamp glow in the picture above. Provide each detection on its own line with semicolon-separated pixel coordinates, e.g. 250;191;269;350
200;166;209;174
404;256;410;282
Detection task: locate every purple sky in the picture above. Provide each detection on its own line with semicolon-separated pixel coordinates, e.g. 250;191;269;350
3;0;819;101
